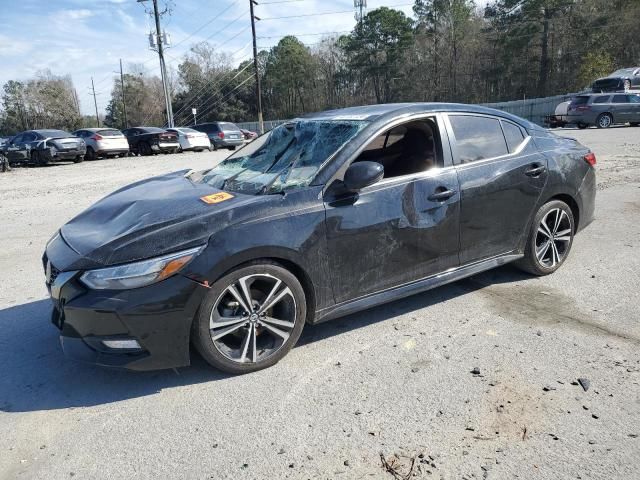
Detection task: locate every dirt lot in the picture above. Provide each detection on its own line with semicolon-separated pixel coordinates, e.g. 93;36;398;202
0;128;639;479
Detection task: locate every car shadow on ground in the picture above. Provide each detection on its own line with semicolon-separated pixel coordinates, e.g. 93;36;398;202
0;265;531;413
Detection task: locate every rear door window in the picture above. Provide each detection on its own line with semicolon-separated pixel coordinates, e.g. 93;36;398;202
501;121;525;153
593;96;610;104
449;115;509;163
612;95;629;103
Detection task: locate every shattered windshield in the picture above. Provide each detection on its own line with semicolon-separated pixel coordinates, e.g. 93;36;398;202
198;120;367;194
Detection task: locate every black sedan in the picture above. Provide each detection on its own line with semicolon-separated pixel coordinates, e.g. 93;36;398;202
43;103;596;373
122;127;180;155
591;67;640;92
2;129;86;166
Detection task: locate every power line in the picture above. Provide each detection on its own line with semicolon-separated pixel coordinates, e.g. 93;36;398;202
193;75;255;122
171;55;253;125
169;41;253;121
171;0;242;48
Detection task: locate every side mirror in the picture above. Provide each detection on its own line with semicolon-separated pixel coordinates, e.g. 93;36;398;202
343;161;384;192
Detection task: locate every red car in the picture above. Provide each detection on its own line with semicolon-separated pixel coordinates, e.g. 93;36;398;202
240;128;258;141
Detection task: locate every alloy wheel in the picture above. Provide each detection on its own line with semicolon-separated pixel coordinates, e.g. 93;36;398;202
209;274;297;364
535;208;572;268
598;114;612;128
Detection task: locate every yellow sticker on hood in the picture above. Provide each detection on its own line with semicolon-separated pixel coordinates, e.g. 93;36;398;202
201;192;234;204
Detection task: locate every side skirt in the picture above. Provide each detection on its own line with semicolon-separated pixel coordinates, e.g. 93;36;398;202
312;253;523;324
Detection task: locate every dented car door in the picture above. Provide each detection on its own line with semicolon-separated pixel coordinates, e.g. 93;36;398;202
324;117;460;304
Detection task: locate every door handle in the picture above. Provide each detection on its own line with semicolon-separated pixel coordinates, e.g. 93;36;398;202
524;164;546;177
428;187;457;201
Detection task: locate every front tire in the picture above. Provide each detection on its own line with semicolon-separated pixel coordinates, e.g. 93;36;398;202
73;155;84;163
32;150;48;166
596;113;613;129
577;122;588;129
192;262;307;374
516;200;575;276
85;147;96;161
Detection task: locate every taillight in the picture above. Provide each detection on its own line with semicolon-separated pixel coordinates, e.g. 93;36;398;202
584;152;596;166
92;134;103;140
217;132;225;139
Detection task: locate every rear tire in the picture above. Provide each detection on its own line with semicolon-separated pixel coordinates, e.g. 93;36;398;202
631;123;639;127
596;113;612;129
73;155;84;163
515;200;575;276
85;147;96;160
140;142;152;156
577;123;588;129
192;262;307;374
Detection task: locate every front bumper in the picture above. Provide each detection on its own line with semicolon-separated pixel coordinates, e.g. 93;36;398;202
45;263;208;371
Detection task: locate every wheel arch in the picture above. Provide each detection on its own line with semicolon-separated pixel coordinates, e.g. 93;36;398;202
543;193;580;231
202;247;318;324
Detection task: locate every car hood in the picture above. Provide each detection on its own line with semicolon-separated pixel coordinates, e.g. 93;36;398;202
59;169;266;268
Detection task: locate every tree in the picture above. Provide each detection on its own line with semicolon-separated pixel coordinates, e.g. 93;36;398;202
343;7;414;104
263;36;318;118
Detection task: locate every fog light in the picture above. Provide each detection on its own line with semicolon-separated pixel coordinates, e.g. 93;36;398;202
102;339;141;350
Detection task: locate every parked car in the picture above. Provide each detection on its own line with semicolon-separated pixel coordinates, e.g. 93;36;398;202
2;129;85;166
122;127;180;155
190;122;244;150
72;128;130;160
43;103;596;373
567;93;640;128
240;128;258;141
166;127;211;152
591;67;640;92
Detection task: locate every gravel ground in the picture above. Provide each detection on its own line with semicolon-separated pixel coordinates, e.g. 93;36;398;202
0;128;639;480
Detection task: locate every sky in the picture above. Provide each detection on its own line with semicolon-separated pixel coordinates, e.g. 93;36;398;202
0;0;433;115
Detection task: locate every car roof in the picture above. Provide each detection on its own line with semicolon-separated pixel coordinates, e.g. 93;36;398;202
300;102;538;130
78;127;121;132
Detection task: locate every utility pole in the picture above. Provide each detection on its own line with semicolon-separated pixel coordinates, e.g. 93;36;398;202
73;88;81;115
139;0;174;127
354;0;367;23
90;77;100;127
249;0;264;134
119;59;128;129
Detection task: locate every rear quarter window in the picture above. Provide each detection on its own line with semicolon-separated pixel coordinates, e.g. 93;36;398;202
449;115;509;163
593;96;610;104
572;96;590;105
501;121;525;153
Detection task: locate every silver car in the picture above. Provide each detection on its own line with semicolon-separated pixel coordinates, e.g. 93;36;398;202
73;128;130;160
567;93;640;128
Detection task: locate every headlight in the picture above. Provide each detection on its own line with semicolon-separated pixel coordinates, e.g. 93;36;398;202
80;247;202;290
